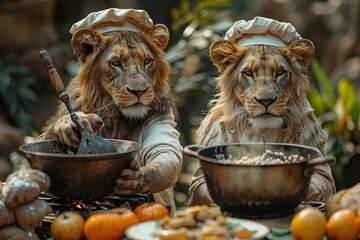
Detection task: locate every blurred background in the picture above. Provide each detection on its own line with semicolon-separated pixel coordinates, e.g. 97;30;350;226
1;0;359;207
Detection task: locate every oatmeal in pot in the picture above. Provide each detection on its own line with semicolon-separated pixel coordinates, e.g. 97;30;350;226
221;149;305;165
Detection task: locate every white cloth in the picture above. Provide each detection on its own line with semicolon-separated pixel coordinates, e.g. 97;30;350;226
136;109;183;213
69;8;153;34
224;16;302;47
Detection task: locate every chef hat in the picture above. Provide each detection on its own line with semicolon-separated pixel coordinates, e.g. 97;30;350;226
224;16;302;47
69;8;153;35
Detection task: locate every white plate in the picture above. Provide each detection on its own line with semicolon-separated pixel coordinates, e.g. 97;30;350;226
125;217;270;240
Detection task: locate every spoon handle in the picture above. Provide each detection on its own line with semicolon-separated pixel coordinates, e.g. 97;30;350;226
39;48;85;131
39;49;65;94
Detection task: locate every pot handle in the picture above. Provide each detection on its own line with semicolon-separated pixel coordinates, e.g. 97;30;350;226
25;154;33;161
183;144;205;158
307;156;337;166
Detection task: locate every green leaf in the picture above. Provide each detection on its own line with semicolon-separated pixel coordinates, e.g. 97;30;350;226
180;0;190;14
19;86;37;102
311;60;336;109
197;0;232;9
307;86;328;116
171;8;181;22
337;78;357;113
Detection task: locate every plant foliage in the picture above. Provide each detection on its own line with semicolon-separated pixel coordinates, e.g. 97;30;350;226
308;60;360;160
0;62;38;134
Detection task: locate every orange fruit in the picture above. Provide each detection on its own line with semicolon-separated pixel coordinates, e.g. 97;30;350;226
290;207;326;240
326;208;359;240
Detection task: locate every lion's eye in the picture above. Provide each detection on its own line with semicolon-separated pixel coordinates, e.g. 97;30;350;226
111;59;121;66
243;69;253;77
144;58;153;65
276;69;285;76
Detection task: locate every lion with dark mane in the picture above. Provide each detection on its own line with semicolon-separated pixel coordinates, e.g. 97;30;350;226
45;25;174;141
189;17;336;206
40;9;183;212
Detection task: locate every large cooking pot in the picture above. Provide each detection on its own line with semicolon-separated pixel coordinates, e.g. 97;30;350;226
184;142;336;218
19;139;140;200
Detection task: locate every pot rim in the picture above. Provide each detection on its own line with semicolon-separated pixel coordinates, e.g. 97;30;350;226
184;142;323;166
19;139;141;159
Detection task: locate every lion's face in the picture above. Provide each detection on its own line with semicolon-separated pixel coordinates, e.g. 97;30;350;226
70;25;171;120
98;40;156;119
209;39;314;130
233;46;295;129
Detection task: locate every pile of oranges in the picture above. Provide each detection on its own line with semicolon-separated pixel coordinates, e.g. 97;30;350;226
50;202;169;240
290;206;360;240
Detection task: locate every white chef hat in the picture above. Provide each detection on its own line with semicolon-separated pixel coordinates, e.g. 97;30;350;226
69;8;153;35
224;16;302;47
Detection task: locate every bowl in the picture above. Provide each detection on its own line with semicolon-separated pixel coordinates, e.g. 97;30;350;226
19;139;140;200
184;142;336;218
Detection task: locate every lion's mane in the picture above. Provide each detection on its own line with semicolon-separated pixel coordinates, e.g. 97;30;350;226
44;25;177;141
196;40;327;153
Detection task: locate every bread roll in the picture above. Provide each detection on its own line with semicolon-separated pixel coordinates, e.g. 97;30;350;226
0;226;39;240
0;200;16;227
6;169;51;192
1;179;41;209
14;199;53;230
326;183;360;218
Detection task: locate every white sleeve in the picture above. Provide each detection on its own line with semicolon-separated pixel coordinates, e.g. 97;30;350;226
138;110;183;166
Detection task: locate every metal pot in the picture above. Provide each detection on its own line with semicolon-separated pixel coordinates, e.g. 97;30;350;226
19;139;140;200
184;142;336;218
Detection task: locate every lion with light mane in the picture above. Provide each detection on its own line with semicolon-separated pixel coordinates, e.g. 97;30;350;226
189;21;336;206
40;9;183;212
197;40;325;148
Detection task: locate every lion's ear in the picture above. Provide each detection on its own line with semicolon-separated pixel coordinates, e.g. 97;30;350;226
210;40;239;72
71;29;106;62
288;39;314;67
145;24;169;49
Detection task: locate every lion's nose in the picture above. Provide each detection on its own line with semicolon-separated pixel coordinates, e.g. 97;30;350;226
255;97;277;107
127;87;149;97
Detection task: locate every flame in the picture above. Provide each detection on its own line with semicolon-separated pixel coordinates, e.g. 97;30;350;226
73;200;89;210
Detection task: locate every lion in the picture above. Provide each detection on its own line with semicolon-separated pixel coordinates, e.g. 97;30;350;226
189;38;336;206
39;18;183;212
